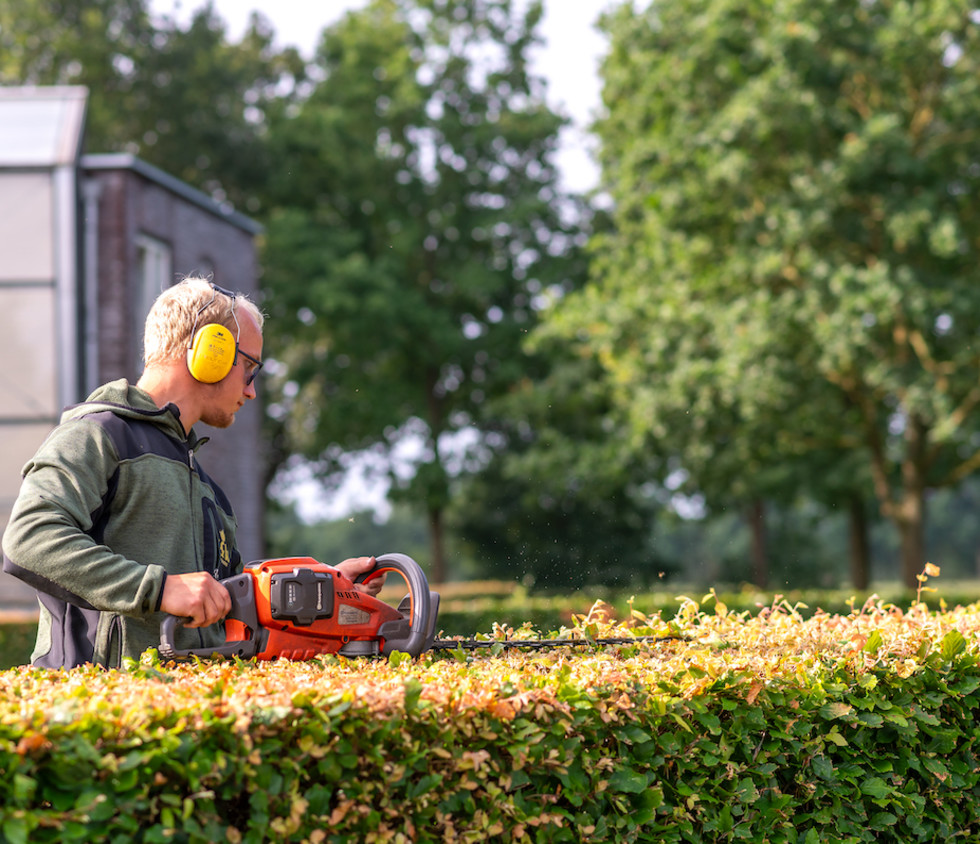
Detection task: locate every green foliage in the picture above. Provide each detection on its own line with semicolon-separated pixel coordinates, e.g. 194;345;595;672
547;0;980;587
265;504;431;574
432;580;980;638
0;624;35;671
259;0;588;580
449;336;670;589
0;0;304;209
2;601;980;841
16;0;980;590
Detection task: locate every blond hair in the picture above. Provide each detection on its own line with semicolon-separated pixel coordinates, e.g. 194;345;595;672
143;277;264;368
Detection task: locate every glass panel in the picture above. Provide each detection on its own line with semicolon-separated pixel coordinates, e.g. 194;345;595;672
0;287;58;419
0;173;54;281
134;234;173;365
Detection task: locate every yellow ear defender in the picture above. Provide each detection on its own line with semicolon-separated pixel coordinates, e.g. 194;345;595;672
186;284;240;383
187;322;237;383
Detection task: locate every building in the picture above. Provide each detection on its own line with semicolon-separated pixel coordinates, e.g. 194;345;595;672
0;86;265;610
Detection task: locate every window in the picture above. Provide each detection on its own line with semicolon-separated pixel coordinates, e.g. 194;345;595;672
134;234;172;350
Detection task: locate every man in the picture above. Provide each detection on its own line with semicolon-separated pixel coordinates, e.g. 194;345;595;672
2;277;380;668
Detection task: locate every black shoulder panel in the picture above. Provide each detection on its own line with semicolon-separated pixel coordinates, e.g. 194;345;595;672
87;410;189;465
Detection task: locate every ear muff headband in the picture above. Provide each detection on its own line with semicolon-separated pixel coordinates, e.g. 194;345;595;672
186;284;240;383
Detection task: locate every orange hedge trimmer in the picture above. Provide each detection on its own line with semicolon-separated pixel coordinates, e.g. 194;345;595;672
158;553;674;661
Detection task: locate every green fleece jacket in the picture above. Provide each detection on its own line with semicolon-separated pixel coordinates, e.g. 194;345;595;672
1;380;241;668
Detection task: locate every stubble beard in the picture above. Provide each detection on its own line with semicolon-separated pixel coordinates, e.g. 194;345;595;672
200;405;237;429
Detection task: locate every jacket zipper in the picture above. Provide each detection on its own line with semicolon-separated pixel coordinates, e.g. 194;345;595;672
187;445;206;649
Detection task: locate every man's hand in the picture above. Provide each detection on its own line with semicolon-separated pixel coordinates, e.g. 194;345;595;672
159;571;231;627
336;556;387;597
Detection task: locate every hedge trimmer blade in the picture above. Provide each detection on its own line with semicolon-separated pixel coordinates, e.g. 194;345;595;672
430;635;680;652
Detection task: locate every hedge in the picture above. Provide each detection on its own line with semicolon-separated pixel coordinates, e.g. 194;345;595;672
2;584;980;842
433;580;980;636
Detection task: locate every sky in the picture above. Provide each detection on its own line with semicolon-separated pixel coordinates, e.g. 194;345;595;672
150;0;614;193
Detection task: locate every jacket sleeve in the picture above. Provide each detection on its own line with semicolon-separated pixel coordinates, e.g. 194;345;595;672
1;419;167;617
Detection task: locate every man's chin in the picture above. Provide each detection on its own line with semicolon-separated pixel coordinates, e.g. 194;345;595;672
201;413;235;429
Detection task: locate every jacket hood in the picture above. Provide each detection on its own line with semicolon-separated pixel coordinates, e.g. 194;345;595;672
61;379;189;442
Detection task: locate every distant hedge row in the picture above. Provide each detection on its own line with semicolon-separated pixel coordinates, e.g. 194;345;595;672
0;621;34;671
433;580;980;637
1;592;980;842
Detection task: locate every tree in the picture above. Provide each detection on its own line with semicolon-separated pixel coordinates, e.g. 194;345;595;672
266;503;430;573
551;0;980;588
260;0;584;582
0;0;152;92
0;0;304;210
116;3;306;211
449;339;667;590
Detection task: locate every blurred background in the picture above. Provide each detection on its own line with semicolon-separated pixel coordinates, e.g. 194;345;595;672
3;0;980;609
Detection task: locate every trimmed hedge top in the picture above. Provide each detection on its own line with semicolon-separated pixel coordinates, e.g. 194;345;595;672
4;588;975;724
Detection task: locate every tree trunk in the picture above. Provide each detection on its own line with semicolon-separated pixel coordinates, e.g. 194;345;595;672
748;499;768;589
897;417;928;590
848;495;871;590
428;506;446;585
424;365;448;585
848;394;930;591
897;488;926;590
